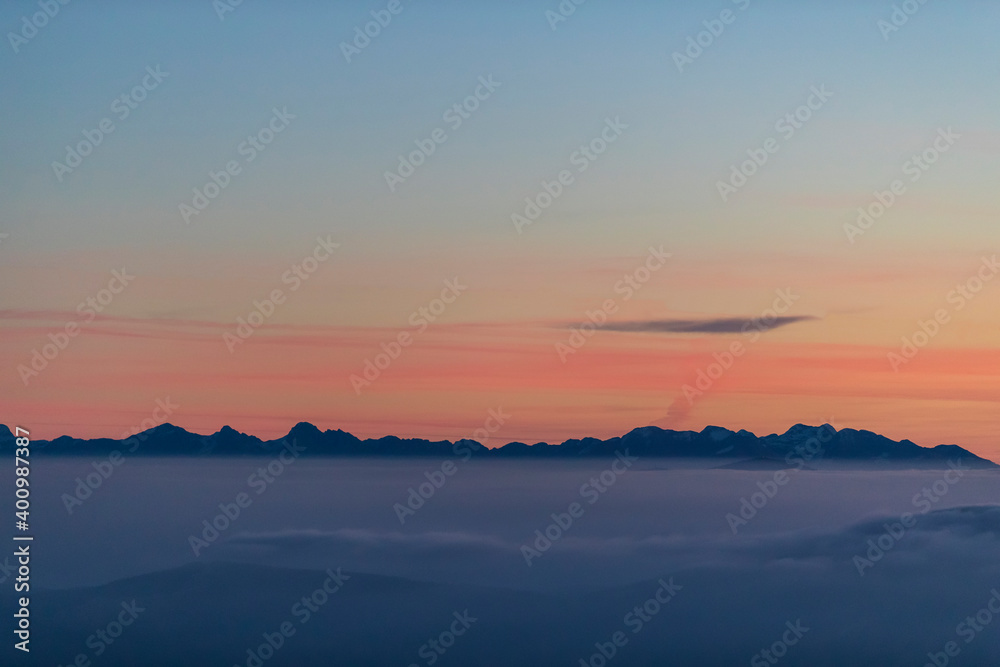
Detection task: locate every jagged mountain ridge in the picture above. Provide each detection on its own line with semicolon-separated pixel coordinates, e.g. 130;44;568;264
0;421;995;467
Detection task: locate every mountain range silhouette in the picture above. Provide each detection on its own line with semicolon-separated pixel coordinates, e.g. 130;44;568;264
1;422;995;467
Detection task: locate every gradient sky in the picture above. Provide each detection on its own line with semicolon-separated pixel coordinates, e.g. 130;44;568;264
2;1;999;457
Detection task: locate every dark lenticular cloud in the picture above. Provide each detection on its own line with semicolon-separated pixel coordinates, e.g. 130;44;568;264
586;315;818;334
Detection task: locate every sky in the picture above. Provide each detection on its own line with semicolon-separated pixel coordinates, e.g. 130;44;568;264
2;1;999;457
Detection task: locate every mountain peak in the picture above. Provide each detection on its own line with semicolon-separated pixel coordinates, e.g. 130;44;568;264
142;423;191;437
288;422;322;437
782;423;822;436
701;425;736;441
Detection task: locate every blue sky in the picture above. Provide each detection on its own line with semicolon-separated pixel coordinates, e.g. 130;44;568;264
3;1;1000;450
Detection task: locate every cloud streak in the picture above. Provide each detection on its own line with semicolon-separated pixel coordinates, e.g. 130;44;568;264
568;315;818;334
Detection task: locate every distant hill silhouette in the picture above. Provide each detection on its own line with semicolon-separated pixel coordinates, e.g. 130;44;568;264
0;422;995;467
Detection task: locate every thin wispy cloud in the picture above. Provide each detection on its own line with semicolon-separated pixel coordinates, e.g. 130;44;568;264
561;316;819;334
